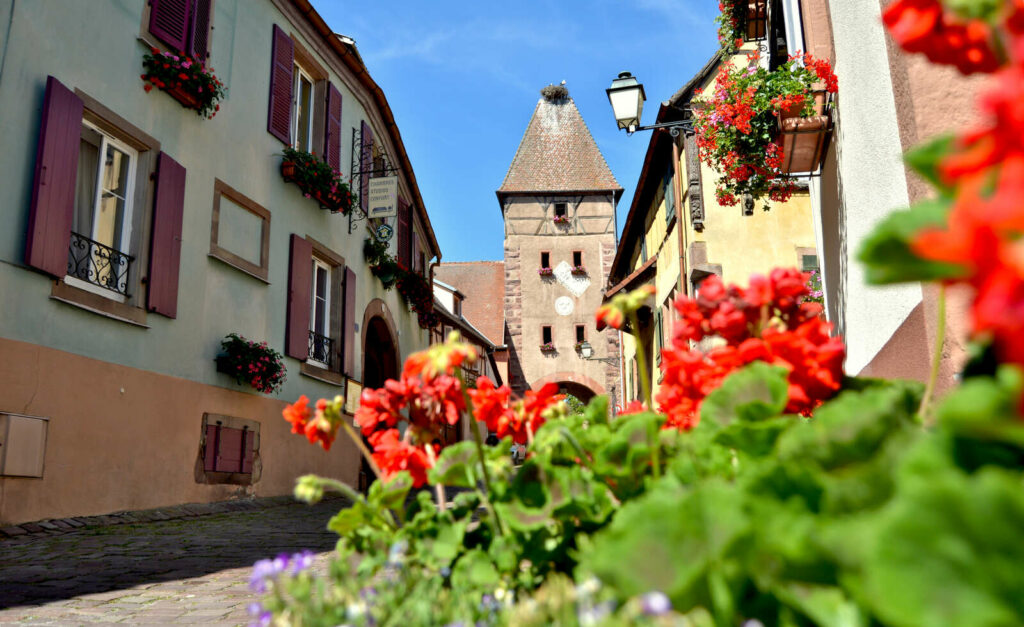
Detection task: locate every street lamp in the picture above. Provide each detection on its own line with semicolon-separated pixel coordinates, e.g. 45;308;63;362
578;341;618;364
606;71;692;136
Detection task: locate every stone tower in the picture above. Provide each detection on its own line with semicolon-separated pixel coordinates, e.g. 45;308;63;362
498;85;622;404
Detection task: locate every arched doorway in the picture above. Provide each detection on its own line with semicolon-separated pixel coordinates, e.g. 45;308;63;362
359;315;399;491
558;381;597;407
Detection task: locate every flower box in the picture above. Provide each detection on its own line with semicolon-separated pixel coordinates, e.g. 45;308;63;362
216;333;286;394
166;83;202;110
141;48;225;119
280;148;355;214
571;266;587;275
281;160;297;182
538;267;554;276
776;89;832;175
553;215;570;225
540;343;556;352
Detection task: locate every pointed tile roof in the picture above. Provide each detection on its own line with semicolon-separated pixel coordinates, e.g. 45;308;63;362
498;87;623;198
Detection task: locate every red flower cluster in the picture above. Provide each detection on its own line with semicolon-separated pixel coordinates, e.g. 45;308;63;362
368;429;436;488
898;2;1024;372
141;47;225;119
656;270;845;430
283;395;343;451
882;0;1010;74
468;379;564;445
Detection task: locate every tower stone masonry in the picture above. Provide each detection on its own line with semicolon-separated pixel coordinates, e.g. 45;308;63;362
498;84;623;405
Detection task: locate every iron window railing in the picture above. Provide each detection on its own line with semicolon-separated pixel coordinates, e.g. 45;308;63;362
308;330;334;368
67;231;133;297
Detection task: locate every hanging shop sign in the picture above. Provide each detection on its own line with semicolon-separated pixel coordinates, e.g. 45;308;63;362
368;176;398;218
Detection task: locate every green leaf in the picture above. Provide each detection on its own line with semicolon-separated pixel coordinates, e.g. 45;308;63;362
451;549;500;589
903;134;956;194
857;198;967;284
713;417;795;457
368;471;412;511
938;366;1024;472
429;518;467;566
429;441;479;488
701;362;789;427
772;584;867;627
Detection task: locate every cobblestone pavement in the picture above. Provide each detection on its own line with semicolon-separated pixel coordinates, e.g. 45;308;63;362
0;497;345;625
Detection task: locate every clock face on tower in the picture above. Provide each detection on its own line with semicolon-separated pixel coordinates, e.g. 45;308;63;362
555;296;574;316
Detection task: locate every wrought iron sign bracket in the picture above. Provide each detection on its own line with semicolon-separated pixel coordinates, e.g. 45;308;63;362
348;126;403;234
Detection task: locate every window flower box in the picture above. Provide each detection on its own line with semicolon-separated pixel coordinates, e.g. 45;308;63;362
692;53;837;209
538;267;554;276
216;333;286;395
280;147;356;214
571;265;587;275
540;342;556;352
553;215;570;225
141;48;225;119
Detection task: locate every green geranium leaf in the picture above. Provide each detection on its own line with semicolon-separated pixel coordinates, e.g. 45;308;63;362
903;134;956;195
701;362;789;427
772;584;867;627
857;198;967;284
452;549;500;589
429;441;479;488
429;518;468;566
368;471;412;511
938;366;1024;472
713;416;795;457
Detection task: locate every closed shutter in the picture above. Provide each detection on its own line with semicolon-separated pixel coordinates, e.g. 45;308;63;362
26;76;83;278
189;0;212;60
147;152;186;318
203;423;218;471
216;426;243;473
286;234;313;360
343;267;357;376
241;428;255;473
149;0;192;52
397;198;411;267
267;25;294;144
324;83;343;171
360;120;373;213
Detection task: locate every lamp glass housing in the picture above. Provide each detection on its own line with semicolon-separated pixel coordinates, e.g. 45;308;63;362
606;72;646;131
579;340;594;359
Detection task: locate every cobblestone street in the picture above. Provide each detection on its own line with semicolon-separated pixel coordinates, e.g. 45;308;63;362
0;497;343;625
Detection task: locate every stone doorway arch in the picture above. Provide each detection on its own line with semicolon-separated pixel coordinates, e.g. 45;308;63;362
359;313;399;491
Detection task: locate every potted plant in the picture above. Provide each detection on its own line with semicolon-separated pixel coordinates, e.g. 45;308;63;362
693;52;837;209
571;265;587;275
215;333;286;394
363;237;437;329
553;215;570;225
280;147;356;214
539;342;556;352
141;48;226;119
538;267;554;277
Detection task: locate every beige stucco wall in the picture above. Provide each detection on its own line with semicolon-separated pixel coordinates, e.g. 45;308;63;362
0;337;359;525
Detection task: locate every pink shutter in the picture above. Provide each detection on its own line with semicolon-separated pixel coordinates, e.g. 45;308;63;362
343;267;357;376
267;25;294;144
324;83;343;171
203;424;218;471
216;426;243;473
26;76;83;277
189;0;212;60
147;152;186;318
286;234;312;360
149;0;192;52
397;198;411;267
359;121;373;213
241;429;255;473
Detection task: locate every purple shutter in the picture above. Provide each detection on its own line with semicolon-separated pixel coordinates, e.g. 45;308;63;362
360;121;373;213
216;426;243;473
343;267;357;376
397;198;412;268
26;76;83;278
147;152;186;318
241;429;255;473
189;0;212;60
286;234;313;360
267;25;294;144
325;83;343;171
149;0;192;52
203;424;218;471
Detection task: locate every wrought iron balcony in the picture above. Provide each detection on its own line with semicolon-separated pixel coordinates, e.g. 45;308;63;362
308;330;334;368
67;231;133;297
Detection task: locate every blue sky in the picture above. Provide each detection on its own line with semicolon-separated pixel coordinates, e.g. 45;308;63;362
313;1;718;262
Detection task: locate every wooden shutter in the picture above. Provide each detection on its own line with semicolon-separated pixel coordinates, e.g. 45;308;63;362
147;152;186;318
324;83;343;171
286;234;313;360
267;25;294;144
359;120;373;213
343;267;357;376
26;76;83;278
189;0;212;60
149;0;192;52
241;429;255;473
216;426;243;473
397;198;412;267
203;423;218;471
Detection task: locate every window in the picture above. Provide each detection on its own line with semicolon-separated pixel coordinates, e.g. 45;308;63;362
541;251;550;268
664;167;675;224
655;308;664;354
144;0;214;61
573;251;583;267
454;296;463;318
210;180;271;282
292;66;315;153
67;121;139;302
308;257;332;367
199;413;260;486
641;238;648;263
801;254;820;272
542;326;553;345
576;325;586;343
554;202;567;218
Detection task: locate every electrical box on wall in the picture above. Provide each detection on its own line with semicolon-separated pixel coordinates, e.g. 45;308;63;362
0;413;49;478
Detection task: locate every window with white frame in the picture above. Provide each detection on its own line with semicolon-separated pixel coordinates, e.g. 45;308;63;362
292;65;315;153
308;257;332;367
68;121;138;301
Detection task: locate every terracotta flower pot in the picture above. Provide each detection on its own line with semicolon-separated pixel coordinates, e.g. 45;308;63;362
166;83;202;111
776;112;831;175
281;161;297;181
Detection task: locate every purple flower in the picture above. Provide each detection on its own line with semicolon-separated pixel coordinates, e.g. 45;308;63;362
290;550;314;574
249;554;289;592
640;591;671;615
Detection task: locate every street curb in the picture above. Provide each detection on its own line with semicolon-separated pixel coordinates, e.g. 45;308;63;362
0;494;344;543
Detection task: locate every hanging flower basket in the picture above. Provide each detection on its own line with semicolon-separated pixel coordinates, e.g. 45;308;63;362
279;147;355;214
693;52;837;209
